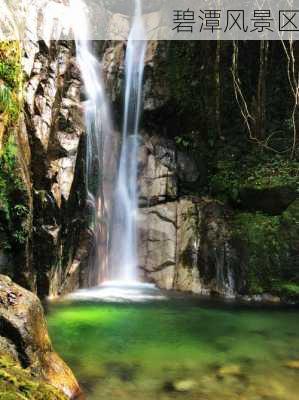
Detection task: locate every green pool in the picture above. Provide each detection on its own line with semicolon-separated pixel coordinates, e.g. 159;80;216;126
47;286;299;400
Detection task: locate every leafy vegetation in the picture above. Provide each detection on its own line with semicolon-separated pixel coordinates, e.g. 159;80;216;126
232;202;299;299
0;41;28;257
0;41;21;125
232;212;282;294
0;135;29;252
210;151;299;203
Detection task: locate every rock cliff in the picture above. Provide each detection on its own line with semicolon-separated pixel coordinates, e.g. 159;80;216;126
104;40;299;301
0;38;89;298
23;40;88;298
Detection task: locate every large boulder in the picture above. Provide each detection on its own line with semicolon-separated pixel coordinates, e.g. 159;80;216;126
0;275;82;399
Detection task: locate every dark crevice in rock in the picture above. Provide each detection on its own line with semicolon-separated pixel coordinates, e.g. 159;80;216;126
0;317;30;368
147;210;177;228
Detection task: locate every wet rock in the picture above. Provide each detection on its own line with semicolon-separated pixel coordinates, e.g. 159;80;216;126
0;275;82;399
261;294;281;304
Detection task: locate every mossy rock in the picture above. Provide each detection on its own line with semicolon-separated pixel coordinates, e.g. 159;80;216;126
0;275;82;398
0;355;67;400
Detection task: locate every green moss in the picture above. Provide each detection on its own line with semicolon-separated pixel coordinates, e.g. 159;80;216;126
0;356;67;400
281;199;299;227
210;152;299;203
232;202;299;297
0;41;22;125
0;135;29;252
278;283;299;300
232;212;283;294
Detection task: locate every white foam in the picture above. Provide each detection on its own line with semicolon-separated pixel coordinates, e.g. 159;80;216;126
62;281;167;303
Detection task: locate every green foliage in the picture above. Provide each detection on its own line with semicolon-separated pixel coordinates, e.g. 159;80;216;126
232;212;283;294
0;41;27;253
0;41;22;125
0;84;20;123
232;205;299;298
0;134;29;250
210;151;299;203
0;59;21;90
278;283;299;300
175;135;192;149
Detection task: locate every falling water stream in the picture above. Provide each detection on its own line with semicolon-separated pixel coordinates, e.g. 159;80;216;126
47;4;299;400
70;0;114;285
70;0;149;299
109;0;147;282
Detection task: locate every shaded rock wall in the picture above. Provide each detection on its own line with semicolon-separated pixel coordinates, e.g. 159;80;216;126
17;39;88;297
138;141;237;297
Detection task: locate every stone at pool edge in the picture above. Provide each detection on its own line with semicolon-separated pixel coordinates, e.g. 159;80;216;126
163;379;197;393
0;274;83;399
285;360;299;370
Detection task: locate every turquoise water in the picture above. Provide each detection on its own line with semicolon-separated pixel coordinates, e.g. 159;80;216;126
47;295;299;400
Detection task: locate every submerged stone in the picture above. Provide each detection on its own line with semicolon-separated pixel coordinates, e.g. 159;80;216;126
173;379;197;392
285;360;299;370
105;361;139;382
163;379;197;393
217;364;242;378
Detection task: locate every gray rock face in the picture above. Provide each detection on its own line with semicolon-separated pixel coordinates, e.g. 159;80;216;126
139;135;177;206
138;202;177;289
22;40;87;297
138;194;237;297
174;199;203;294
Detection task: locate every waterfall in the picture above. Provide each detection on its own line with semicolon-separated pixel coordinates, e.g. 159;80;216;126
71;0;146;285
109;0;146;282
70;0;113;284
